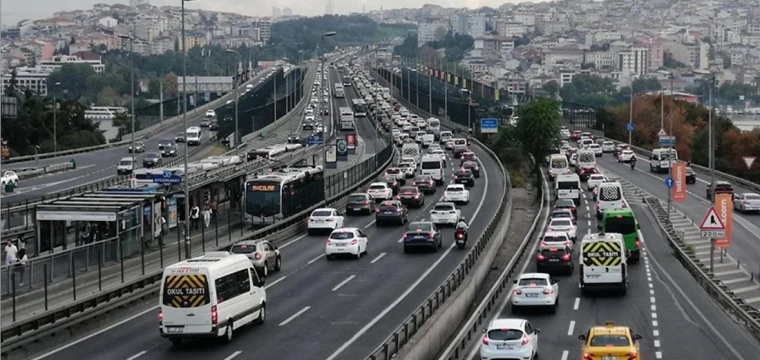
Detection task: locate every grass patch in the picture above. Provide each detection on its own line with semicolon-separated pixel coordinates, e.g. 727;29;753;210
209;144;231;156
685;244;696;255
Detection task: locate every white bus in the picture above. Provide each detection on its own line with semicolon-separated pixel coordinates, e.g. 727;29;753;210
342;76;352;86
351;99;367;117
334;83;345;98
339;107;355;131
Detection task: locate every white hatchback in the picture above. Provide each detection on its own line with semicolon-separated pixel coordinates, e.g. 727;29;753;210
601;141;615;153
589;143;603;156
511;273;559;313
547;218;577;241
586;173;608;191
325;228;368;260
430;202;461;226
307;208;345;235
443;184;470;204
480;318;540;360
367;182;393;201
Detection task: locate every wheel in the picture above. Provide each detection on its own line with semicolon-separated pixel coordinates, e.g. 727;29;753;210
256;304;267;324
511;305;520;314
170;338;183;346
308;229;315;236
261;263;269;278
549;302;557;314
274;256;282;271
326;254;333;260
403;246;409;254
222;322;234;343
438;239;443;248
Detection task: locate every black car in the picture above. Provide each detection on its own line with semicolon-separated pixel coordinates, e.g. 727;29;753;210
158;138;174;150
174;132;185;143
411;175;436;194
685;166;696;184
128;141;145;153
380;175;401;194
454;169;475;187
461;160;480;178
346;193;375;215
209;121;219;130
536;245;574;275
577;167;600;182
161;144;178;157
143;153;162;168
403;221;442;253
287;134;300;144
375;200;408;226
397;186;425;208
302;121;314;130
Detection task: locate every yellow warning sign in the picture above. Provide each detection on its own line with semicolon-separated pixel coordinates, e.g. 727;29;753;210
163;274;209;308
582;242;622;266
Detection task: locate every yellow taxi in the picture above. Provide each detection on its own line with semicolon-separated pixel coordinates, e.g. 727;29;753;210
578;321;643;360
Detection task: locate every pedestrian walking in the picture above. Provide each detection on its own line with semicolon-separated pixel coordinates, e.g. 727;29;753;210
158;215;167;247
190;204;201;230
15;248;28;286
203;206;212;228
4;240;18;266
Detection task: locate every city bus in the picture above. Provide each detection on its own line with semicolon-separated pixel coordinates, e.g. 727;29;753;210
351;99;367;117
339;107;355;131
244;165;325;226
334;83;345;98
342;76;352;86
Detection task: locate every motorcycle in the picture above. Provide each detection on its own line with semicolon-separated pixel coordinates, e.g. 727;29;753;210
455;230;468;249
630;161;636;170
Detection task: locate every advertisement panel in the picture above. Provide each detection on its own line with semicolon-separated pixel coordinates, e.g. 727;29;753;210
346;134;356;150
714;193;733;248
325;145;337;163
336;139;348;157
672;162;687;202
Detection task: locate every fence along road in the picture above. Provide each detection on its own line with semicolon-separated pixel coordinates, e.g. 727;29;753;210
28;81;507;360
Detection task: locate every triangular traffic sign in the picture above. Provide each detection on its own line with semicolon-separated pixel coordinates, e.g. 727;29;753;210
742;156;756;170
699;206;726;231
658;129;667;136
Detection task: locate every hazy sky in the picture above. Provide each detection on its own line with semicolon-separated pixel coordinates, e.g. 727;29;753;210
4;0;526;25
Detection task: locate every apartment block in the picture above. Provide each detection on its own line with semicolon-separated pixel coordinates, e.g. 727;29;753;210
618;47;649;76
418;19;450;47
497;21;528;37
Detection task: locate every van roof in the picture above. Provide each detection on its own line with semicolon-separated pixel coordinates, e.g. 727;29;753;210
582;232;625;242
603;209;634;217
164;252;248;273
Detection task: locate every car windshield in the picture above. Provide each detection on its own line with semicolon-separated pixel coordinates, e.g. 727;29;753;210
119;160;132;166
176;133;184;137
463;161;477;167
447;187;463;192
552;212;571;219
590;335;631;347
146;154;159;159
745;194;760;200
556;200;574;207
488;329;524;341
330;232;355;240
544;235;568;242
348;195;367;202
379;204;399;211
551;219;572;227
369;185;386;190
311;210;332;217
414;176;431;182
518;277;548;286
400;187;418;194
386;169;400;174
407;223;432;232
434;204;454;211
230;244;256;254
456;170;472;176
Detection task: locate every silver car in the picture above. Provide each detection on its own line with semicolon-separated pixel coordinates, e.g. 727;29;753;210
230;240;282;277
733;193;760;213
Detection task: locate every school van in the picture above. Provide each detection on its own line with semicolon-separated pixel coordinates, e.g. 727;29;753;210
401;142;421;163
159;252;267;345
548;154;571;179
579;233;628;295
595;181;626;220
420;154;445;184
555;174;581;204
421;134;435;148
576;150;596;170
649;148;678;173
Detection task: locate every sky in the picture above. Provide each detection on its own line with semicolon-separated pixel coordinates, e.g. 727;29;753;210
3;0;526;25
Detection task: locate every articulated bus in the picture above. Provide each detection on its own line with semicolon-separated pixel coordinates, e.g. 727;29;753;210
342;76;352;86
244;165;325;226
334;83;345;98
351;99;367;117
339;107;355;131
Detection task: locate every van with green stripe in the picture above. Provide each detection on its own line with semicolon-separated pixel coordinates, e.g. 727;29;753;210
598;209;641;262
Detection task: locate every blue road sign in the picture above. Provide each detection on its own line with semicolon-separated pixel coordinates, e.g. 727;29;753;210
308;135;323;145
153;170;182;184
659;136;676;147
627;122;634;131
480;118;499;134
665;177;674;188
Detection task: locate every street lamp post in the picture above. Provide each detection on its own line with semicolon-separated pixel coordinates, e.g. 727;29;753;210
319;31;337;169
660;71;675;223
627;79;633;145
694;70;717;271
225;49;240;146
52;82;61;153
119;34;136;169
181;0;194;259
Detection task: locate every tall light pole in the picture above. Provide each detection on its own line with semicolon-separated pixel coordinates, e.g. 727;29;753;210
319;31;337;169
119;34;136;168
52;82;60;152
627;77;634;145
226;49;240;146
694;69;717;272
181;0;194;259
659;71;675;222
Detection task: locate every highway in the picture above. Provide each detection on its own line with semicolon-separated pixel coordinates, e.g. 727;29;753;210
457;167;760;360
33;83;507;360
3;68;280;203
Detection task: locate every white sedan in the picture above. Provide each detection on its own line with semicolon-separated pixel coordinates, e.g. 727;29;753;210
442;184;470;204
398;162;416;178
589;143;603;156
586;174;607;191
1;171;19;188
601;141;615;153
325;228;368;260
480;318;540;360
430;202;461;226
547;218;577;241
733;193;760;213
307;208;345;235
511;273;559;313
367;182;393;201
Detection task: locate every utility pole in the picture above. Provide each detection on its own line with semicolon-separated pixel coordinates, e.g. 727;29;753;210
628;80;633;145
52;82;60;152
181;0;194;260
665;72;674;223
444;62;448;121
428;57;433;114
225;49;240;146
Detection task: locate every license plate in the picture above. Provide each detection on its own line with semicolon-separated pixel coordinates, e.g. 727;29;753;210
166;327;183;333
336;243;346;247
525;293;539;298
353;208;362;211
549;258;560;262
496;344;514;350
587;274;601;278
384;211;393;214
602;356;617;360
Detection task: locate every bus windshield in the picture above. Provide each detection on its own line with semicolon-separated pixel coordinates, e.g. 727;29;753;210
604;215;637;235
245;182;281;217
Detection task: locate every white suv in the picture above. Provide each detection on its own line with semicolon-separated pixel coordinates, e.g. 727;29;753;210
442;184;470;204
430;202;461;226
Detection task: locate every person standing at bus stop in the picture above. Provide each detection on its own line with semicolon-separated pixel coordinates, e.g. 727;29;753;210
190;203;201;231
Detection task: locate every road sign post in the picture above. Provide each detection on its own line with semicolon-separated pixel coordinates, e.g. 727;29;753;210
699;206;726;273
480;118;498;134
627;122;634;132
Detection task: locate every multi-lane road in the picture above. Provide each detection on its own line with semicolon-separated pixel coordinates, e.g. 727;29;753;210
32;76;507;360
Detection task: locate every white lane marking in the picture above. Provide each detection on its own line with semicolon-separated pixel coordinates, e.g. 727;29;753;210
397;237;404;243
308;254;325;264
279;306;311;326
653;330;659;336
264;276;287;289
364;219;377;228
656;351;663;359
567;320;575;336
654;339;661;347
573;297;580;310
223;351;243;360
280;234;307;249
126;351;146;360
326;149;491;360
561;350;569;360
370;252;387;264
332;275;356;292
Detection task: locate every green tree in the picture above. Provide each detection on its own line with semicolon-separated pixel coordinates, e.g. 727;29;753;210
542;80;559;96
47;63;96;98
515;99;561;171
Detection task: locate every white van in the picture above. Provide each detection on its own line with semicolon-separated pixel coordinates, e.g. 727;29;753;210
421;134;435;148
186;126;202;146
427;118;441;133
159;252;266;344
439;131;453;144
555;174;581;204
576;150;596;170
649;148;678;173
580;233;628;295
421;154;445;184
595;181;626;220
548;154;571;179
117;157;134;175
401;142;421;163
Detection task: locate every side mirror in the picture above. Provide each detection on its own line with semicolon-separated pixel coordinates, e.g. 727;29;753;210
513;280;517;284
481;328;487;334
635;334;643;340
596;224;602;231
551;278;558;284
534;329;541;334
578;334;587;340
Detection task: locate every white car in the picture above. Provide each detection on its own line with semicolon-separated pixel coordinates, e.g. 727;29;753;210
205;109;216;118
430;202;461;226
384;168;405;183
586;173;607;191
367;182;393;200
541;231;573;248
401;156;418;169
442;184;470;204
1;171;19;188
428;149;447;165
307;208;345;235
601;141;616;153
398;162;416;178
589;143;603;156
325;227;368;260
305;115;315;122
618;149;635;163
428;143;442;152
480;318;540;360
511;273;559;313
445;139;455;150
547;218;577;241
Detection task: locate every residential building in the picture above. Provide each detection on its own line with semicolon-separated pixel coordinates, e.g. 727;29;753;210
1;68;50;96
473;36;515;61
559;69;576;87
252;18;271;43
98;16;118;28
542;44;584;66
150;36;175;55
418;19;450;47
496;21;528;37
450;14;468;35
665;40;709;69
618;47;649;76
468;15;486;38
37;54;106;73
584;51;616;70
181;32;206;52
634;37;664;71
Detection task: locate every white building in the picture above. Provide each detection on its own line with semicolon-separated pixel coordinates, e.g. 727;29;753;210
450;14;468;35
468;15;486;38
418;19;450;47
497;21;528;38
618;47;649;76
98;16;118;28
38;55;105;74
1;68;50;96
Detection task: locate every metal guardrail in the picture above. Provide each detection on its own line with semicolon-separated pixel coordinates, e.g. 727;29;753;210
439;170;550;360
12;162;74;181
0;133;396;354
645;196;760;342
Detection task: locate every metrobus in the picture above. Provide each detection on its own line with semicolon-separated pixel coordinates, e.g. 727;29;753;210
244;165;325;226
352;99;367;117
342;76;352;86
339;107;355;131
84;106;128;121
334;83;345;98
